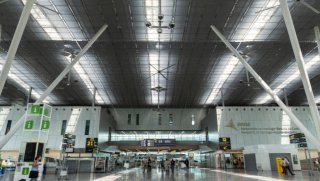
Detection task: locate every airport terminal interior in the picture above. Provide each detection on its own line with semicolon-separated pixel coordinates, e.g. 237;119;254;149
1;0;320;180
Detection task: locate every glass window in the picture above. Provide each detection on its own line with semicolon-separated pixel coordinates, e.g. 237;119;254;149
61;120;67;135
85;120;90;135
5;120;12;135
136;114;140;125
128;114;131;125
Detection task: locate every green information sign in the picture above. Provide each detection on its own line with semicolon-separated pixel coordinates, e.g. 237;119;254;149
41;120;50;130
22;167;29;175
43;108;49;116
25;120;34;129
30;104;41;114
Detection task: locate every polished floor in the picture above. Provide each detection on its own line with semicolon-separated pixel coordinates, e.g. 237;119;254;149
1;168;320;181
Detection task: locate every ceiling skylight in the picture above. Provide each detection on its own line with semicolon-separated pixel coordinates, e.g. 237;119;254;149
66;57;107;104
146;0;160;41
205;56;239;105
255;55;320;104
21;0;62;40
234;0;279;41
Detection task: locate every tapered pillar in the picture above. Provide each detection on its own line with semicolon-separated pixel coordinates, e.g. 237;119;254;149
0;24;108;149
280;0;320;138
0;0;35;95
211;25;320;150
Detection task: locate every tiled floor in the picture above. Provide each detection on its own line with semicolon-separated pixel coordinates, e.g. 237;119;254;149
1;168;320;181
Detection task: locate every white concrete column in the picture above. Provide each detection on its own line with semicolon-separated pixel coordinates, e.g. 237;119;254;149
211;25;320;150
0;24;108;149
0;0;35;95
279;0;320;138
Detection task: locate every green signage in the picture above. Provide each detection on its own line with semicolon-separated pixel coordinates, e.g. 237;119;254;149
41;120;50;130
25;120;34;129
43;108;49;116
22;167;29;175
30;104;41;114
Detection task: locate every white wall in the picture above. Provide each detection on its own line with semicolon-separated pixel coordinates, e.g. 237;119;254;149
99;108;117;150
112;108;206;130
244;144;301;171
218;106;318;149
0;106;102;151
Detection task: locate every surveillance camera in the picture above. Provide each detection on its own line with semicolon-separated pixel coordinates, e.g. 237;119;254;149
145;21;151;28
169;22;175;29
157;28;162;34
239;80;243;83
158;14;164;20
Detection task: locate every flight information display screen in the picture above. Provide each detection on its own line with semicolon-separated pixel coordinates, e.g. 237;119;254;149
140;139;176;147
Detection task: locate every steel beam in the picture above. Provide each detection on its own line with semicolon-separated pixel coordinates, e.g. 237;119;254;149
92;87;96;107
26;87;32;105
280;0;320;138
315;26;320;57
0;0;35;95
0;24;108;150
211;25;320;150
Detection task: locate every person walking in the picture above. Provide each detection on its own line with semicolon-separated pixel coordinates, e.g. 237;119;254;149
284;156;295;176
29;155;41;181
280;158;287;175
170;159;175;173
185;158;189;169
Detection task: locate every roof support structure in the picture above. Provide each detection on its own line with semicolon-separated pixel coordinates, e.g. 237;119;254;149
314;26;320;57
0;0;35;95
279;0;320;138
0;24;108;150
92;87;96;107
210;25;320;151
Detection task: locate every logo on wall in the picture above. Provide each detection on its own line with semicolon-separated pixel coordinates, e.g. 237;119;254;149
224;119;238;131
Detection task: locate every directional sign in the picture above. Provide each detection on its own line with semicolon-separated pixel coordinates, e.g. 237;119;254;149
219;137;231;150
41;120;50;130
289;133;307;147
30;104;41;114
22;167;29;175
86;138;98;153
298;143;308;148
25;120;34;129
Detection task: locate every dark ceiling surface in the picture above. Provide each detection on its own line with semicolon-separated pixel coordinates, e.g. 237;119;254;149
0;0;320;108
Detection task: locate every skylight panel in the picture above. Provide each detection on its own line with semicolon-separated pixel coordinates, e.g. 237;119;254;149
255;55;320;104
205;56;239;105
21;0;62;40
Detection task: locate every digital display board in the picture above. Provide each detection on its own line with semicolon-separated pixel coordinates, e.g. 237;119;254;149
219;137;231;150
289;133;307;147
140;139;176;147
86;138;98;153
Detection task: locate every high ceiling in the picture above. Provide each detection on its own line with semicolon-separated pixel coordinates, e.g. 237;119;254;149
0;0;319;108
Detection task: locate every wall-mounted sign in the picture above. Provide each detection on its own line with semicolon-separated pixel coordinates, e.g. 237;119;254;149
63;134;76;150
289;133;307;148
41;120;50;130
140;139;176;147
25;120;34;129
219;137;231;150
86;138;98;153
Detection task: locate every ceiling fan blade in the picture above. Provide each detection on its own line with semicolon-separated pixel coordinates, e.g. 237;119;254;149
159;72;168;80
146;72;158;80
299;0;320;14
149;64;159;71
159;64;175;72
